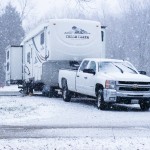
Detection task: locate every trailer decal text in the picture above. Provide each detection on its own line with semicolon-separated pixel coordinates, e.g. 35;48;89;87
65;26;90;40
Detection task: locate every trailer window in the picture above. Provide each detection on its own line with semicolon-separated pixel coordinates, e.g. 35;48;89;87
101;31;104;42
27;52;31;64
7;51;9;60
7;62;9;71
40;32;44;45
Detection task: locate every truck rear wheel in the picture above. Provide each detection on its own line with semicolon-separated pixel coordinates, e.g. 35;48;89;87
140;102;150;111
62;80;71;102
96;89;106;110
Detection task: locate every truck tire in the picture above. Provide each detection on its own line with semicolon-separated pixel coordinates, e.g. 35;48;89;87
62;80;71;102
96;89;106;110
140;103;150;111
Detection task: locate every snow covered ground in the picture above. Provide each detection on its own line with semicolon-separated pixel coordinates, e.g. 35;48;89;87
0;85;150;149
0;137;150;150
0;95;150;127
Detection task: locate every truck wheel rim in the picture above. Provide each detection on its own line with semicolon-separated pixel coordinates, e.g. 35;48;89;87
63;90;67;99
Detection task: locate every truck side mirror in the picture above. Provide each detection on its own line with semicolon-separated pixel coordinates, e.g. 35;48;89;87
139;71;146;75
83;69;95;75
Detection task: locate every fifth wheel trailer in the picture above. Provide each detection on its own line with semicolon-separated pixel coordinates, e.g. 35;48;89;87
8;19;106;96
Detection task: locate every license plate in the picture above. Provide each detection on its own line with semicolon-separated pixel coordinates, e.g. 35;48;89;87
131;99;139;104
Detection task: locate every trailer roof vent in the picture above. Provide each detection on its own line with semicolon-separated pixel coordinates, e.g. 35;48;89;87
101;26;107;29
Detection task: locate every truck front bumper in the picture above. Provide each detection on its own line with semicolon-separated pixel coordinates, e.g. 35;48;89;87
103;89;150;104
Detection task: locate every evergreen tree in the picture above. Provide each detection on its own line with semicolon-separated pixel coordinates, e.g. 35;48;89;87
0;3;24;85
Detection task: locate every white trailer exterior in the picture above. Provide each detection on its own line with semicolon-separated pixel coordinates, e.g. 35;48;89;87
19;19;106;95
5;46;23;85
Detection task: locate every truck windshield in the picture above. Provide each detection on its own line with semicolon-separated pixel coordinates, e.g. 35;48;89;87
99;62;138;74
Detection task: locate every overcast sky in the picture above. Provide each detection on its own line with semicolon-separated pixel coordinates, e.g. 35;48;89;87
0;0;122;28
1;0;144;30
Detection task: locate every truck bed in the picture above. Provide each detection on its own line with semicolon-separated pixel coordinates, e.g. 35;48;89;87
59;69;78;92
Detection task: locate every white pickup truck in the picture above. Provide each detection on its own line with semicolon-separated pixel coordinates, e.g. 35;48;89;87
59;58;150;111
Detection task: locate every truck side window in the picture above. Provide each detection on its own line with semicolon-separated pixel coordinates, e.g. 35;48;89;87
88;61;96;72
79;60;89;71
40;32;44;45
27;52;31;64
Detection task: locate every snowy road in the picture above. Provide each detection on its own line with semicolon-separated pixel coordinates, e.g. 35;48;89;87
0;95;150;149
0;125;150;139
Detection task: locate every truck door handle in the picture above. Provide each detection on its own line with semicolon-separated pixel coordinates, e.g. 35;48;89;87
84;77;87;79
77;75;80;77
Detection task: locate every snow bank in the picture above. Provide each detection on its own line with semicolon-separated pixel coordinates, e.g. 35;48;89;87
0;85;19;92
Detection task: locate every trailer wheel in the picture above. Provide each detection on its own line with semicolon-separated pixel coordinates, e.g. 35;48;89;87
140;102;150;111
96;89;106;110
29;87;33;95
62;79;71;102
23;81;29;95
48;87;54;98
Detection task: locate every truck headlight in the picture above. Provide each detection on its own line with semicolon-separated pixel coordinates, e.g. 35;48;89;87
105;80;116;89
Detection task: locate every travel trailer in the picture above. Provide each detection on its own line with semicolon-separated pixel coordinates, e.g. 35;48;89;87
5;45;23;85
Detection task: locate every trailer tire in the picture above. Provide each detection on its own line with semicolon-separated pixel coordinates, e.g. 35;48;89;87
96;89;106;110
23;81;29;95
29;83;34;95
140;102;150;111
62;79;71;102
48;87;54;98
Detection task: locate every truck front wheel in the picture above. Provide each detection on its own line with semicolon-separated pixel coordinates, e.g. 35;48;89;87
62;80;71;102
96;89;106;110
140;102;150;111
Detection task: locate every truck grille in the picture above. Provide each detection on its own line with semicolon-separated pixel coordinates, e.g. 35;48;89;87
117;81;150;92
118;81;150;85
119;87;150;91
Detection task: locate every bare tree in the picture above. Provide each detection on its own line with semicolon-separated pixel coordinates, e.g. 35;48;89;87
17;0;34;21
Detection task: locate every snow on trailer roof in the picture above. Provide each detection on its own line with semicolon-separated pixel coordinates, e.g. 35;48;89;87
20;19;102;45
5;45;22;51
21;22;49;45
50;18;101;25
